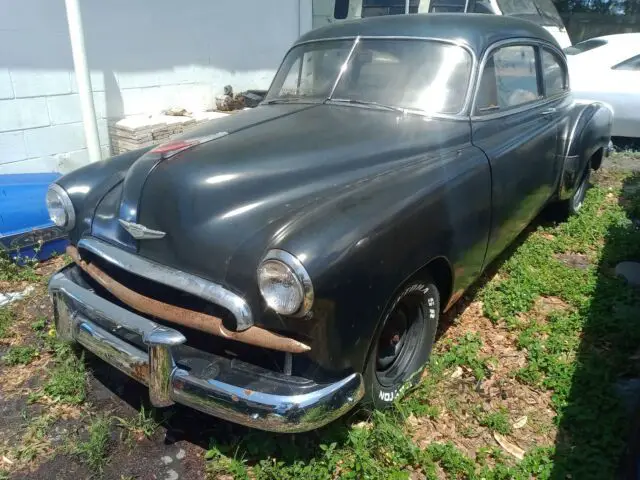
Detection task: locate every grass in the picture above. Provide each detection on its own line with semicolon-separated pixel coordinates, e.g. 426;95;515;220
115;404;159;442
75;415;112;472
41;351;86;405
477;408;512;435
0;250;38;283
0;308;14;338
3;345;39;365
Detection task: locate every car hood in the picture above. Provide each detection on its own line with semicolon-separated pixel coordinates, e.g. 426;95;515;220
91;103;467;296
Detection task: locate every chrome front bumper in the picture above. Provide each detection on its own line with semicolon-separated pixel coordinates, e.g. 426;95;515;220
48;266;364;433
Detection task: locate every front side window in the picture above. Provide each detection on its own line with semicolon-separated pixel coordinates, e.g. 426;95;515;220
541;48;568;96
475;45;540;114
266;38;473;115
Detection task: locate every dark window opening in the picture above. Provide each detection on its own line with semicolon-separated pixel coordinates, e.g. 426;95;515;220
334;0;350;19
362;0;421;17
429;0;467;13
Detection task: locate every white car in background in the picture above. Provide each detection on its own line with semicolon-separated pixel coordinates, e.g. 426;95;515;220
565;33;640;138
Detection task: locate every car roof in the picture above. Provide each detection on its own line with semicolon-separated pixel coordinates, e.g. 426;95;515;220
295;13;561;56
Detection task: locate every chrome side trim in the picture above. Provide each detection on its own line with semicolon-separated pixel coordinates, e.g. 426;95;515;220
77;237;253;331
49;270;365;433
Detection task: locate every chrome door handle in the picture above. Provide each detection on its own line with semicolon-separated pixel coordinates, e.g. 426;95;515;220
541;107;557;115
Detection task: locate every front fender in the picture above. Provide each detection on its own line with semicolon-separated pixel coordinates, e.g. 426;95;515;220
559;100;613;201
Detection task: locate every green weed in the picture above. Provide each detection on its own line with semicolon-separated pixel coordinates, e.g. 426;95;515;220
115;404;159;441
3;345;39;365
76;415;111;472
0;308;14;338
41;351;86;405
477;408;512;435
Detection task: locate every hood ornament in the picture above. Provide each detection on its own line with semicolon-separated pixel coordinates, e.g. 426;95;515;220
118;219;166;240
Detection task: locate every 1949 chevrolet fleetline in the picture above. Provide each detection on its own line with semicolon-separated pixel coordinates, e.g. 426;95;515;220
46;13;613;432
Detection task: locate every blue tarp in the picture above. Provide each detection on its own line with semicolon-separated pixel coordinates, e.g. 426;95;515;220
0;173;69;262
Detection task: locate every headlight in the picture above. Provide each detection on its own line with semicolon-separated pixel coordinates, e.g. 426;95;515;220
257;250;313;316
46;184;75;230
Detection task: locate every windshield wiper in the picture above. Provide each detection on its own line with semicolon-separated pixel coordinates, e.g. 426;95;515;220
263;98;302;104
328;98;406;113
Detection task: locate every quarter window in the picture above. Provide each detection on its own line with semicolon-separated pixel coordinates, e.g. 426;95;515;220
475;45;540;114
541;48;568;96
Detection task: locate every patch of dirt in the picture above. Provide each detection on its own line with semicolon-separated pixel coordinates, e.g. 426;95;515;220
554;252;591;270
413;300;557;461
530;296;572;320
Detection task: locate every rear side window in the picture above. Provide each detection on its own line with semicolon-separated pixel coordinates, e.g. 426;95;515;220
564;39;608;56
475;45;540;114
613;54;640;71
541;48;568;96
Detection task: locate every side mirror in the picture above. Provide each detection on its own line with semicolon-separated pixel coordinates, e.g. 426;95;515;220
334;0;349;19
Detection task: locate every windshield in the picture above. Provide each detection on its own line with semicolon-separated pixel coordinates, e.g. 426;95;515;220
497;0;564;27
264;38;473;115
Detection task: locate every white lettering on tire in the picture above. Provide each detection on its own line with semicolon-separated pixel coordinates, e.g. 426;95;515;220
379;389;399;402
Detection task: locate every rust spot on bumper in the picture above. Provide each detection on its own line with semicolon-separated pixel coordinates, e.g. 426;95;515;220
130;362;150;383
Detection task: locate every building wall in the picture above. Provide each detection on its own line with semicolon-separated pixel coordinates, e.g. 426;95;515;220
0;0;310;175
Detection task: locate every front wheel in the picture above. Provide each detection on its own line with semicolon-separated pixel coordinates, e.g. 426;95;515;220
362;277;440;409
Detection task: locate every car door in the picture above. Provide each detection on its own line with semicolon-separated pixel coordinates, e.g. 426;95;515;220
471;42;561;266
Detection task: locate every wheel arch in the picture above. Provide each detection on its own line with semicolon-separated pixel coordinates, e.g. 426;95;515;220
361;255;454;373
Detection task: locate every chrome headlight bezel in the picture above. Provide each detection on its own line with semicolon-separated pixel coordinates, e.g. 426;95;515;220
46;183;76;231
257;249;314;317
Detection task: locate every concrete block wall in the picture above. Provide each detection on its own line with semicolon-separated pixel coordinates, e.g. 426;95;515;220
0;0;312;175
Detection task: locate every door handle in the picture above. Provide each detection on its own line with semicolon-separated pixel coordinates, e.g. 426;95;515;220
541;107;557;116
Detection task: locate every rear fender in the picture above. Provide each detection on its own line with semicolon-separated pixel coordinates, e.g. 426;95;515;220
558;100;613;201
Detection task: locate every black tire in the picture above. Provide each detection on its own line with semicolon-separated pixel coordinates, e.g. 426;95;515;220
555;164;591;218
362;277;440;409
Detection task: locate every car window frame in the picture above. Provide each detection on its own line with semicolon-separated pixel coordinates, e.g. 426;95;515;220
470;38;569;120
540;45;570;99
265;35;479;120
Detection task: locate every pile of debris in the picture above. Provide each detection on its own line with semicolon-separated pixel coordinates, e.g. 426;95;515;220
108;110;230;155
216;85;267;111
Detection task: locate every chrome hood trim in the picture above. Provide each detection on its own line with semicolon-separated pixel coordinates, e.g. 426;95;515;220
77;237;253;330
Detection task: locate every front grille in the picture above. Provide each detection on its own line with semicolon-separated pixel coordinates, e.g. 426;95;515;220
76;248;287;374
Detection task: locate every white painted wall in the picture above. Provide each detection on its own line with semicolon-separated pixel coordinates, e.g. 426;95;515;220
0;0;310;175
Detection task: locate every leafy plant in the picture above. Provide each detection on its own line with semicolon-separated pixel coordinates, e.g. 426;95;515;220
76;416;111;471
3;345;39;365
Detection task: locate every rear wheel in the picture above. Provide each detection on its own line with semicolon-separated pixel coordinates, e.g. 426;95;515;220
555;163;591;218
362;277;440;409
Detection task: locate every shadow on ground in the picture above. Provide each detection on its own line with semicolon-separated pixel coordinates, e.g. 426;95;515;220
548;171;640;479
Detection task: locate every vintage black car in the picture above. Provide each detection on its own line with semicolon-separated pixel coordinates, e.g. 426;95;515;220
46;13;613;432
